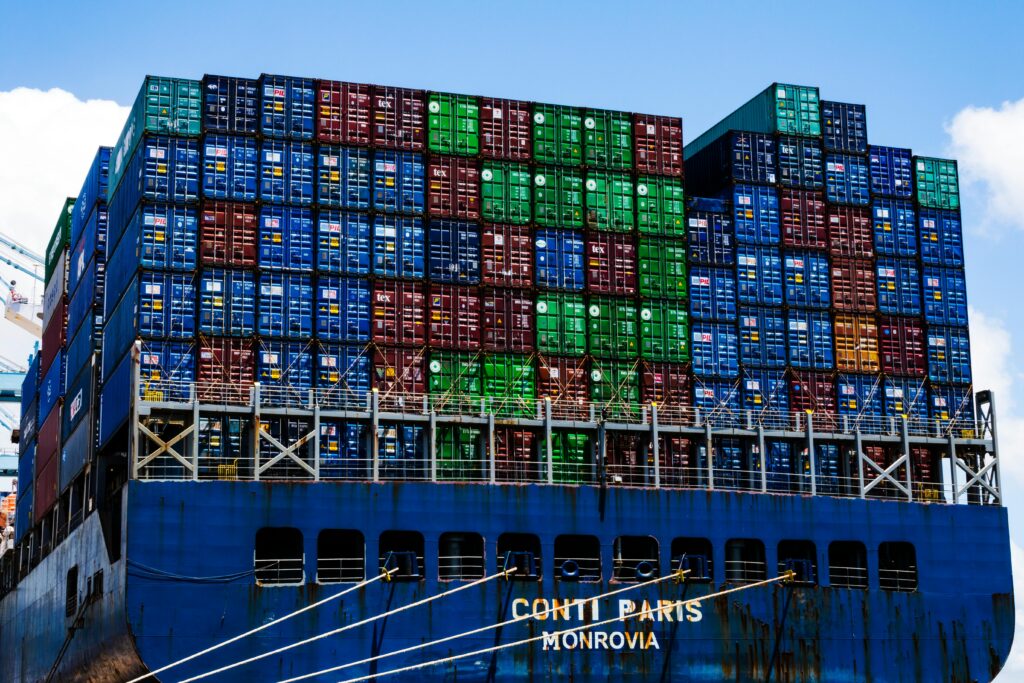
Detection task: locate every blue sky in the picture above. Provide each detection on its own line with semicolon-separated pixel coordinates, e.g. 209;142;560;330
2;0;1024;674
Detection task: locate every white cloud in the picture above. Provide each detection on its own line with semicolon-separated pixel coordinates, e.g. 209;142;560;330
947;98;1024;234
0;87;128;369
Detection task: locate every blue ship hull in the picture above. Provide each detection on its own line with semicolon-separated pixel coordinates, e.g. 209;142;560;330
0;480;1014;682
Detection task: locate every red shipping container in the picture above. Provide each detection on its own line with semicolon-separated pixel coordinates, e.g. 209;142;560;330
482;288;534;352
198;338;255;404
480;98;531;161
640;361;691;408
373;281;425;346
860;444;890;489
34;454;58;523
831;258;877;312
659;436;695;487
427;157;480;220
780;189;827;249
428;285;480;350
912;446;939;489
827;205;873;258
40;299;67;376
201;201;258;267
316;80;372;145
789;371;837;429
371;347;426;395
481;224;533;288
879;316;926;377
494;428;535;482
586;233;637;295
372;86;425;151
537;356;589;407
38;404;62;466
607;433;644;484
634;114;683;177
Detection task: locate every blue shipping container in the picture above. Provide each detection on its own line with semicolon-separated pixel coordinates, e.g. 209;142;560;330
62;363;95;440
429;220;481;284
202;75;259;135
70;207;108;298
686;206;734;266
199;268;256;337
919;209;965;267
21;352;40;417
202;134;258;201
736;246;783;305
787;310;834;370
61;408;93;492
38;350;65;426
65;320;98;388
783;250;831;309
317;146;371;209
738;308;787;369
689;266;737;321
260;75;315;140
318;211;371;275
691;322;739;378
534;229;585;291
837;374;884;428
821;101;868;154
872;200;917;257
259;206;315;271
258;272;314;339
260;140;314;205
777;136;824;190
257;341;314;405
373;216;425;279
373;151;425;214
692;380;741;419
815;444;841;495
742;370;789;427
927;327;972;384
868;146;913;198
687;131;776;188
883;377;929;422
98;352;131;448
66;256;103;346
140;341;195;402
929;384;975;424
320;421;365;475
316;277;371;343
732;184;779;244
922;267;968;326
14;444;33;542
317;344;371;401
825;154;870;206
379;424;425;474
876;258;922;316
70;147;110;252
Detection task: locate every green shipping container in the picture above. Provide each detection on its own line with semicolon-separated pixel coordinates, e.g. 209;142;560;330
109;76;202;200
533;104;582;165
551;432;590;484
534;167;584;229
483;354;536;417
589;360;641;411
685;83;821;160
536;293;587;355
637;176;686;236
481;162;531;224
428;352;482;400
428;93;479;156
44;197;76;284
638;238;688;298
583;109;632;170
914;157;960;210
438;426;482;480
587;297;638;358
585;172;635;232
639;301;690;362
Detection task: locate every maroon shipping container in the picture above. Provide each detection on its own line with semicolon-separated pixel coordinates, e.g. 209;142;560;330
640;361;691;408
494;428;535;482
38;404;62;466
537;356;589;407
201;201;258;267
481;224;533;288
659;436;696;487
482;288;534;352
780;189;827;249
480;98;531;161
912;446;940;489
831;258;877;312
428;285;480;350
316;80;373;145
827;205;873;258
40;299;67;376
607;433;644;484
372;346;426;395
372;86;425;151
34;454;58;523
373;281;425;346
860;444;890;489
427;157;480;219
790;371;838;430
198;338;255;404
634;114;683;177
586;233;637;295
879;316;926;377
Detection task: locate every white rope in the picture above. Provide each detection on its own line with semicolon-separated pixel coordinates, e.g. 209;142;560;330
177;567;517;683
277;568;691;683
333;572;795;683
124;568;397;683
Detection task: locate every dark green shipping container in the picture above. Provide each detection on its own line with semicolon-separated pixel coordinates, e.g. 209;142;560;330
588;297;638;358
536;293;587;355
589;360;641;412
637;176;686;236
583;109;632;170
534;167;584;229
585;172;635;232
533;104;582;165
44;197;77;284
638;239;688;299
481;162;531;224
438;426;482;480
428;352;482;400
551;432;589;484
482;353;536;417
639;301;690;362
429;93;479;156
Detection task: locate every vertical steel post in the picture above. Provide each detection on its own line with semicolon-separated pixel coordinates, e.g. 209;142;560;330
488;412;496;485
545;398;554;485
253;383;261;482
597;420;607;484
758;425;767;494
807;411;817;497
651;404;660;489
371;389;380;483
987;392;1002;505
429;410;438;483
191;392;200;482
312;399;321;483
901;416;913;502
705;421;714;491
947;431;958;505
130;341;142;480
855;428;865;499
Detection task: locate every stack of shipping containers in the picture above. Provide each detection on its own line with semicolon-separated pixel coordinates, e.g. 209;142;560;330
18;76;974;535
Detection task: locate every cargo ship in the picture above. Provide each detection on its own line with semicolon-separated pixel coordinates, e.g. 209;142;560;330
0;77;1011;682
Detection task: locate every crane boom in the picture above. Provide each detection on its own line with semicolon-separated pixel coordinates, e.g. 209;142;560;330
0;233;44;265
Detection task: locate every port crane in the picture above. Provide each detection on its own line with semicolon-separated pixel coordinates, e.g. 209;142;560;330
0;232;45;339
